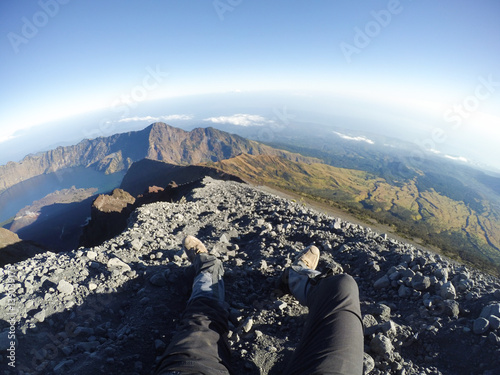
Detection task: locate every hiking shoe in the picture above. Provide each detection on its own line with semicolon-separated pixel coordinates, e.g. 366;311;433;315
183;235;208;262
278;245;321;305
295;245;320;270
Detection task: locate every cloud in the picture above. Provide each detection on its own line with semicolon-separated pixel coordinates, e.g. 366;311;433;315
333;131;374;145
444;154;468;163
425;149;469;163
204;114;274;127
117;114;193;123
0;127;31;143
0;134;16;143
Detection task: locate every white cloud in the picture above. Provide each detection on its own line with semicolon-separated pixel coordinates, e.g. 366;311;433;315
424;148;469;163
0;133;16;144
204;114;274;127
444;154;468;163
118;114;193;123
333;131;374;144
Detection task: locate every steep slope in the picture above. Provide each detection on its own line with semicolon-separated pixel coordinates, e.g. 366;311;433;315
208;154;500;275
0;123;317;194
1;178;499;375
0;228;21;248
0;228;49;266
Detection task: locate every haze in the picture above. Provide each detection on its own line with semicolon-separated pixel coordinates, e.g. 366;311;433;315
1;0;499;171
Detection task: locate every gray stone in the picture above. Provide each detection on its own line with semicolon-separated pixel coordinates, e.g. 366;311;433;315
219;234;230;243
389;270;401;281
380;320;397;336
130;238;143;251
274;301;287;311
363;314;379;336
368;304;391;322
242;317;253;333
401;254;414;264
398;285;411;298
333;220;342;230
434;267;449;281
374;275;391;290
259;260;268;271
363;352;375;374
33;310;46;322
473;317;490;335
149;273;167;287
411;273;431;291
86;251;97;260
443;300;460;318
489;315;500;330
57;280;74;295
440;281;456;300
400;269;415;279
459;278;473;290
480;303;500;320
488;332;500;346
370;333;394;356
107;258;131;272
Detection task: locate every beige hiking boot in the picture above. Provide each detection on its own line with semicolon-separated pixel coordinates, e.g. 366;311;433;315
278;245;321;305
295;245;320;270
183;235;208;262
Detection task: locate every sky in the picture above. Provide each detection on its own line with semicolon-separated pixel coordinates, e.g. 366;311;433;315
1;0;499;170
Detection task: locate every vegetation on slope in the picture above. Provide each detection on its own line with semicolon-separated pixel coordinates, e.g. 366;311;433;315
206;153;500;276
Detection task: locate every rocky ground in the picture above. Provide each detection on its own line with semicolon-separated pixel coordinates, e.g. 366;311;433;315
1;177;499;375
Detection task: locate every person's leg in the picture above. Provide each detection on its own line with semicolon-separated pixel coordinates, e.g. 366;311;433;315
155;297;232;375
282;247;364;375
155;236;233;375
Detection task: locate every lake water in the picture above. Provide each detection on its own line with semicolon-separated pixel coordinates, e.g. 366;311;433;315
0;167;125;224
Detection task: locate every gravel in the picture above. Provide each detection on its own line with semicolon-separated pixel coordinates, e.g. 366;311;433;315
1;177;499;375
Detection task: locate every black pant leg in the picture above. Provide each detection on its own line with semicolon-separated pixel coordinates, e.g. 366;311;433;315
155;297;233;375
285;274;364;375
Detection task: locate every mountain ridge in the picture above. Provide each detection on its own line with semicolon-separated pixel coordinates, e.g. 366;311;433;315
0;123;318;194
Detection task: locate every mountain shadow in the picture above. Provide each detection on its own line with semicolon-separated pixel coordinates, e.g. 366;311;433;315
8;197;95;252
120;159;245;197
0;240;50;268
0;260;261;375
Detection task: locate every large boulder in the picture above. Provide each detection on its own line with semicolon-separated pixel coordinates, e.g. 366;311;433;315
79;189;136;247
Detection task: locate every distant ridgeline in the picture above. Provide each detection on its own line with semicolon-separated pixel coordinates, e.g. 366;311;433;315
0;122;317;194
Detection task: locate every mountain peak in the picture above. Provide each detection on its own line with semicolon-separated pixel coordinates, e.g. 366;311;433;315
0;123;269;193
147;121;184;133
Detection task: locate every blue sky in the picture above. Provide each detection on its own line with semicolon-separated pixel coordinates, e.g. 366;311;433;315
1;0;499;169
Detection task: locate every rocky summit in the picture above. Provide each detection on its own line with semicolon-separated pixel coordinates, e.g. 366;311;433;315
1;178;499;375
